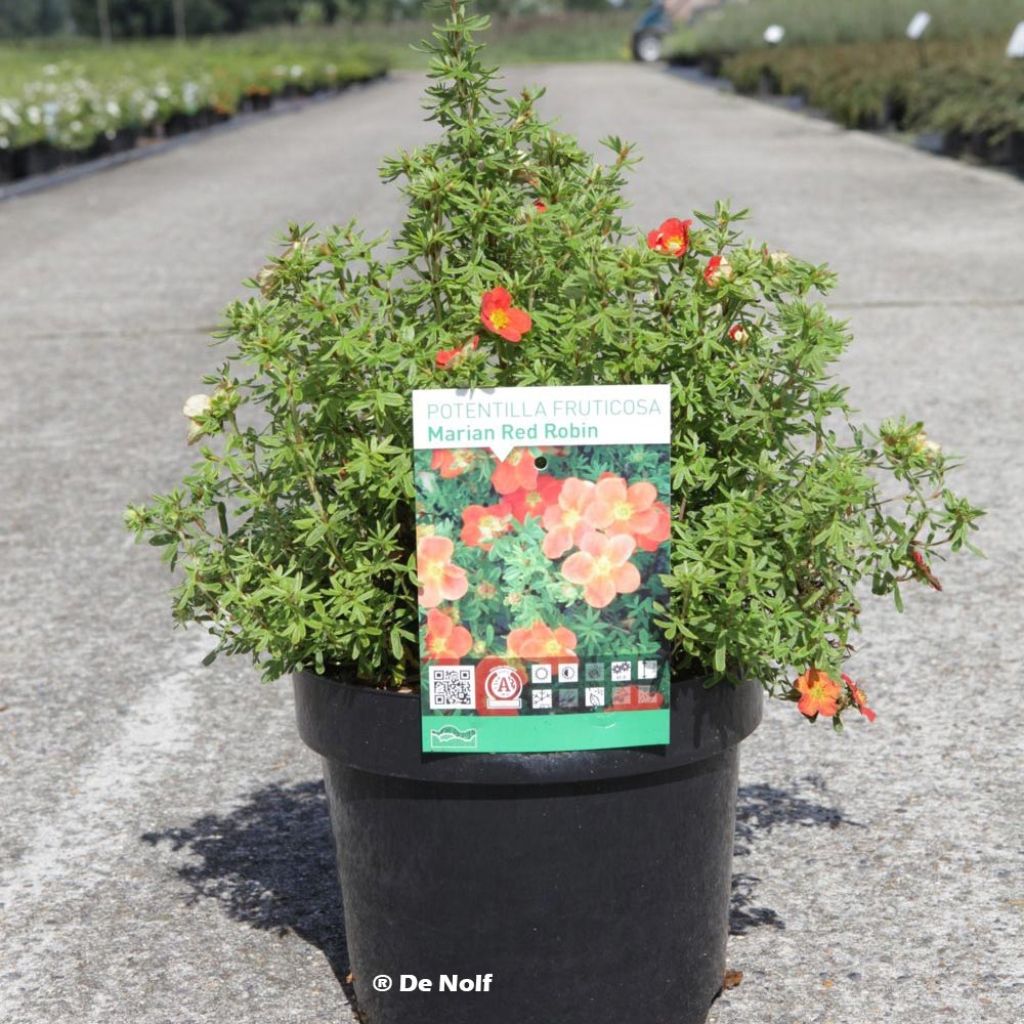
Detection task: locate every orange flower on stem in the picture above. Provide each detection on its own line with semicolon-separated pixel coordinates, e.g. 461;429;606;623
842;673;877;723
431;448;478;478
417;534;469;609
704;254;734;288
584;475;661;539
461;502;514;551
436;335;479;369
480;286;532;342
503;475;562;523
647;217;693;257
794;668;842;719
533;199;548;214
425;608;472;662
562;530;641;609
507;620;578;659
541;477;596;558
491;449;539;496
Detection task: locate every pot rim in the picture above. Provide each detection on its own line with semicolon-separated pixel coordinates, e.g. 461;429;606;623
294;669;762;786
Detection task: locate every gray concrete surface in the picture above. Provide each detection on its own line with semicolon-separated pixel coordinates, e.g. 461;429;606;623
1;64;1022;1024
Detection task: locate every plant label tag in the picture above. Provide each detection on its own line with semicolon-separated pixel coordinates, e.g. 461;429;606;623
412;384;672;753
906;12;931;40
1008;22;1024;59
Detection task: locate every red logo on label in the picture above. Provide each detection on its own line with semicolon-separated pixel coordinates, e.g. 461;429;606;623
485;665;524;705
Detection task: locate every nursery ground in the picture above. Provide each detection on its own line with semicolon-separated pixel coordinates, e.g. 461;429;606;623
1;65;1022;1024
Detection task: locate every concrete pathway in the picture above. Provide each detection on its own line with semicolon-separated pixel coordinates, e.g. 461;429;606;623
1;64;1021;1024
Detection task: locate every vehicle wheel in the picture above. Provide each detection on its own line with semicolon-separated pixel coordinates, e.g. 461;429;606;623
633;31;663;63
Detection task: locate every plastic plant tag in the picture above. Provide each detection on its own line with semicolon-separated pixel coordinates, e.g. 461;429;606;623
906;12;931;41
1008;22;1024;59
412;385;672;754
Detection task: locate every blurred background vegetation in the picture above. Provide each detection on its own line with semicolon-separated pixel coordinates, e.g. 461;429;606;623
0;0;636;40
668;0;1024;52
3;0;1023;180
667;0;1024;173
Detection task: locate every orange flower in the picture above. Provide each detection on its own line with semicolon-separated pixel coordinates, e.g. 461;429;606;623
417;534;469;609
842;673;877;723
562;530;641;609
634;501;671;552
533;199;548;213
704;254;734;287
461;502;514;551
491;449;539;496
647;217;693;257
503;474;562;523
541;477;596;558
480;286;532;343
425;608;472;662
507;620;578;659
431;448;478;478
728;323;749;344
794;668;842;719
583;475;661;538
436;334;479;369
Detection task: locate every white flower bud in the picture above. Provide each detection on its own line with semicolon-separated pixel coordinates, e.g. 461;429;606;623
183;394;212;420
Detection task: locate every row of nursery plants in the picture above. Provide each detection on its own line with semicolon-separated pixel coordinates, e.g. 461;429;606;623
670;0;1024;51
673;38;1024;171
0;39;388;182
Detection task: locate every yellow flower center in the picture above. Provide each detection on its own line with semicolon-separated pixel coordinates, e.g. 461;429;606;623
428;635;448;655
423;561;445;583
667;235;683;251
544;638;561;655
480;515;504;538
563;509;580;527
489;308;510;330
613;501;633;521
593;555;613;577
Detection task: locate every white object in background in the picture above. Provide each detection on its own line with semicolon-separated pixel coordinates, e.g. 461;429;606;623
1007;22;1024;58
906;12;931;40
763;24;785;45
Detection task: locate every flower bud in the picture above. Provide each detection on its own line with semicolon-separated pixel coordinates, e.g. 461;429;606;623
183;394;212;420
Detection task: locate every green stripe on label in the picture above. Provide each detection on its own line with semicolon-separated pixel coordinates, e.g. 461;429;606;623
422;710;670;754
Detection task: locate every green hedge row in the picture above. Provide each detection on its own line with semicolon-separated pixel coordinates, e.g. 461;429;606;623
0;40;388;183
673;39;1024;170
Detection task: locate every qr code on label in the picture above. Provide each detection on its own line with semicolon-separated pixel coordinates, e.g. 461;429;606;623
429;666;476;710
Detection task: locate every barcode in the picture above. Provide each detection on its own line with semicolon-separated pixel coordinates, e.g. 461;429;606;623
429;666;476;710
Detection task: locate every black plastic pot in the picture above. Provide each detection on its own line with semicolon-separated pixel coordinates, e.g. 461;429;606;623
294;670;761;1024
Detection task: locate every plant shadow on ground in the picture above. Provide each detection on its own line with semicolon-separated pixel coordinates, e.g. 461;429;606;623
731;774;855;935
141;774;854;981
140;780;357;1010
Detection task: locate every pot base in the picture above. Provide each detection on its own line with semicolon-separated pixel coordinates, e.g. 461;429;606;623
323;747;739;1024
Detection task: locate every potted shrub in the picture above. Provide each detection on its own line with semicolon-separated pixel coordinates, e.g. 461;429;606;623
125;3;982;1022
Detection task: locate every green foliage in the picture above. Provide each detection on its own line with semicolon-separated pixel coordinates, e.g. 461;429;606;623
126;1;983;716
669;0;1024;53
714;38;1024;145
0;37;387;153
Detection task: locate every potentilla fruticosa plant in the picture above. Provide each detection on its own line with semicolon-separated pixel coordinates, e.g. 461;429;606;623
125;0;982;729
